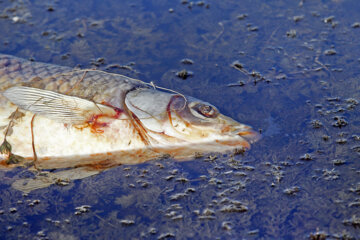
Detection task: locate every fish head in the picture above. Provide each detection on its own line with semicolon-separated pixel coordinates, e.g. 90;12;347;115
125;88;260;153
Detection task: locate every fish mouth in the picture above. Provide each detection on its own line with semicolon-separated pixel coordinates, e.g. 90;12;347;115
218;114;261;145
225;123;261;144
214;127;260;150
236;129;261;144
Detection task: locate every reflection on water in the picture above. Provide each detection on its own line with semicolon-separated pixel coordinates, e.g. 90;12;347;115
0;0;360;239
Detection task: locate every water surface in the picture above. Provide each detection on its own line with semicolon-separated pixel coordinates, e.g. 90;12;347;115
0;0;359;239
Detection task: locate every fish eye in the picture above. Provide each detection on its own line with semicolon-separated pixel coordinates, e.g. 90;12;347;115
190;102;219;118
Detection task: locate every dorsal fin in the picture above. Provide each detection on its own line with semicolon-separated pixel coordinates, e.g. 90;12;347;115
3;86;116;124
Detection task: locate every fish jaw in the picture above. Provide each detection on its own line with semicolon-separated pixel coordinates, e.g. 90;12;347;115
144;112;260;154
217;114;261;145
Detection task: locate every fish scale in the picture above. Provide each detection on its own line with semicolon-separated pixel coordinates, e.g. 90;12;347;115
0;54;148;107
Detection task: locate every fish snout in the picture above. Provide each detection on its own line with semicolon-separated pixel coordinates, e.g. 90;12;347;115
218;114;261;144
236;127;261;144
226;124;261;144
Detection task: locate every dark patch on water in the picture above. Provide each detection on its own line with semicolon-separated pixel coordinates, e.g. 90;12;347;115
0;0;360;239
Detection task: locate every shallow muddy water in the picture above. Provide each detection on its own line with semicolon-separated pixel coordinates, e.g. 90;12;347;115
0;0;360;239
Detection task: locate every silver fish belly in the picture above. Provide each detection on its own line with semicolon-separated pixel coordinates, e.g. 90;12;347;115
0;54;260;171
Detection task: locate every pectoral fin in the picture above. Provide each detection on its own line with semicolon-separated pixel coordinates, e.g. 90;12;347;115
3;86;116;124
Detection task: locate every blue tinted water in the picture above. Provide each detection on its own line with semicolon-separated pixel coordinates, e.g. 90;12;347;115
0;0;360;239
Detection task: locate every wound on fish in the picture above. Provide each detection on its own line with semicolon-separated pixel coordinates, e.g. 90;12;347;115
87;114;110;133
76;105;124;134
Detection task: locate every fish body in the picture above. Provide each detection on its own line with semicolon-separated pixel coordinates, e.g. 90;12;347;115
0;54;260;171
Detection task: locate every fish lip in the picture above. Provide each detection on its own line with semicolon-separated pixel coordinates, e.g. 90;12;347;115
229;125;261;144
236;130;261;144
218;115;261;144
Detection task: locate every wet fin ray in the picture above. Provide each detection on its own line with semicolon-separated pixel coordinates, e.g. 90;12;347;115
3;86;116;124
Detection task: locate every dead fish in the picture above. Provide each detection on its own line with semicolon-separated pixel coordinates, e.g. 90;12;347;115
0;54;259;191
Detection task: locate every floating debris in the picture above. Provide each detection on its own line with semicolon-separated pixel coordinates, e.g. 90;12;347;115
207;154;218;161
220;201;248;213
322;169;339;181
352;22;360;28
311;120;323;129
196;1;205;7
165;175;175;181
352;145;360;153
208;178;223;185
105;63;134;71
158;232;175;240
331;68;343;72
324;49;337;56
61;53;70;60
222;221;232;231
293;15;304;22
248;26;259;32
169;193;187;201
77;32;85;38
91;57;106;67
309;230;328;240
120;219;135;226
323;16;334;23
197;208;216;220
9;207;17;213
165;210;177;218
343;215;360;228
327;97;341;102
270;165;284;183
75;205;91;215
332;116;348;128
28;199;41;207
47;6;55;12
227;81;245;87
336;138;347;144
332;159;346;166
248;229;259;235
36;231;46;237
12;16;20;23
283;186;300;195
168;204;182;211
185;188;196;193
348;199;360;207
171;215;183;221
300;153;313;161
275;73;287;80
149;228;157;235
346;98;359;109
353;135;360;141
231;60;244;70
286;29;297;38
175;177;189;183
349;183;360;194
180;58;194;65
175;69;193;80
237;14;248;20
